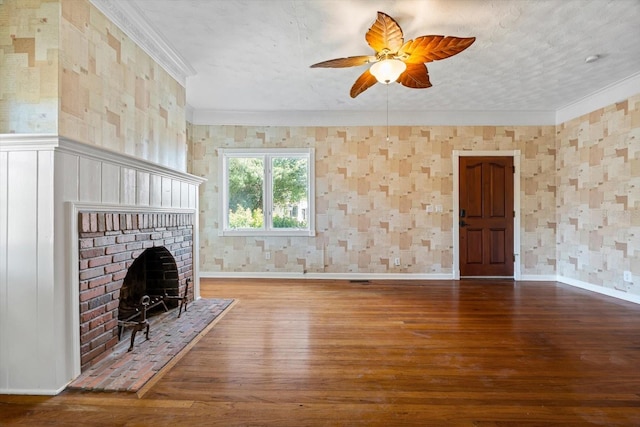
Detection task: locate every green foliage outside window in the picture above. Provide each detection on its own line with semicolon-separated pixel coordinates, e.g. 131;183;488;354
272;215;306;228
272;158;307;209
227;158;263;216
226;155;308;230
228;205;264;229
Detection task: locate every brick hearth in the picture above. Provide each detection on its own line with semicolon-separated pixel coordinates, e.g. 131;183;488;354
78;212;193;370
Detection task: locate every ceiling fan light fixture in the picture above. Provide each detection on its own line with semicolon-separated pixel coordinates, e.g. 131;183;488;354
309;11;475;97
370;58;406;84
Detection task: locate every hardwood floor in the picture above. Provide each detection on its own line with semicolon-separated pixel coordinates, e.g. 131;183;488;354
2;278;640;426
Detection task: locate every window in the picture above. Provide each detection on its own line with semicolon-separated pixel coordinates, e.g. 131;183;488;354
220;148;315;236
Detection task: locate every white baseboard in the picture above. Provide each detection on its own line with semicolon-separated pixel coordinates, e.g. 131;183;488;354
1;383;68;395
202;271;562;282
200;271;455;281
557;276;640;305
519;274;559;281
201;271;304;279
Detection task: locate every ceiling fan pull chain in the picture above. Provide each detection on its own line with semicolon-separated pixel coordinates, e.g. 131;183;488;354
386;84;390;142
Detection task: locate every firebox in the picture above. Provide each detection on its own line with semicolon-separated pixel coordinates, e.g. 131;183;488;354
119;246;180;319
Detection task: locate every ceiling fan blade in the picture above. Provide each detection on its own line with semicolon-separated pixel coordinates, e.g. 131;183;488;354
350;69;378;98
399;36;476;63
365;11;404;53
398;63;432;89
310;55;375;68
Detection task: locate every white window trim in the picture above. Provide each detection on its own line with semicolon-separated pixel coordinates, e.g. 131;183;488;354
219;148;315;237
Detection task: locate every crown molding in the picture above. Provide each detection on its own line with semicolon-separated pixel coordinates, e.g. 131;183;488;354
555;72;640;124
190;109;557;127
89;0;196;87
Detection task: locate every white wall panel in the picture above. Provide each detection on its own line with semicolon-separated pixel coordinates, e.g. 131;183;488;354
78;157;101;202
150;174;162;207
161;176;171;207
171;179;181;207
57;153;79;203
36;151;56;388
101;163;120;204
180;182;189;208
6;151;40;389
120;168;136;205
0;151;8;390
136;172;150;206
54;152;80;385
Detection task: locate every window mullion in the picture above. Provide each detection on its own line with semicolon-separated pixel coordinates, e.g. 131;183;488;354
264;155;272;231
222;153;230;231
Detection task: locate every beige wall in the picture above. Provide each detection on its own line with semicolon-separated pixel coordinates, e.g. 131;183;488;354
189;124;557;277
59;0;187;171
189;94;640;296
556;93;640;294
1;0;187;171
0;0;59;133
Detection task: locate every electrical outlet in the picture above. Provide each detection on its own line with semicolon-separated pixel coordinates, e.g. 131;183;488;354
435;205;443;213
623;271;632;282
265;252;271;260
394;257;400;266
426;205;434;213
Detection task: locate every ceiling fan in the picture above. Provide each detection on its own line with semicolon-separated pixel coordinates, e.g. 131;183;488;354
310;11;475;98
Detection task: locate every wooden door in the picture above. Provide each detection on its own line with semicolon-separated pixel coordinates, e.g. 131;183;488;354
459;156;514;277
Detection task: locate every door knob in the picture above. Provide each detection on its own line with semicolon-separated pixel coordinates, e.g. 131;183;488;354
459;220;468;227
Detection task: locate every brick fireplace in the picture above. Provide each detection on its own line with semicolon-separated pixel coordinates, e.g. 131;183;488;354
1;136;205;394
78;211;194;370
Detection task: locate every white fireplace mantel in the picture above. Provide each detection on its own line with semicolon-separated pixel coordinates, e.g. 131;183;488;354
0;134;205;394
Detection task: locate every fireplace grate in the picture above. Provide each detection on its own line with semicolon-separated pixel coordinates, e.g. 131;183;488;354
117;279;191;351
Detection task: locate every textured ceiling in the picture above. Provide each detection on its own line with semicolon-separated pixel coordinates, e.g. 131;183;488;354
127;0;640;123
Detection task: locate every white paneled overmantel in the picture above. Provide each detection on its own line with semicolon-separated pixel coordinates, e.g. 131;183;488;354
0;134;205;395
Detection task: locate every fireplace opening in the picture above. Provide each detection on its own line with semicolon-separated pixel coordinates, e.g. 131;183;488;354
118;246;180;321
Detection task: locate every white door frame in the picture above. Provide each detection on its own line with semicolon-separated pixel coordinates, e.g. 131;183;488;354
452;150;521;280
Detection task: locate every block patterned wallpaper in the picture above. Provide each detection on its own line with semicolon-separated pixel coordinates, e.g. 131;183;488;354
556;93;640;295
0;0;59;133
59;0;187;171
189;124;557;277
0;0;187;171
